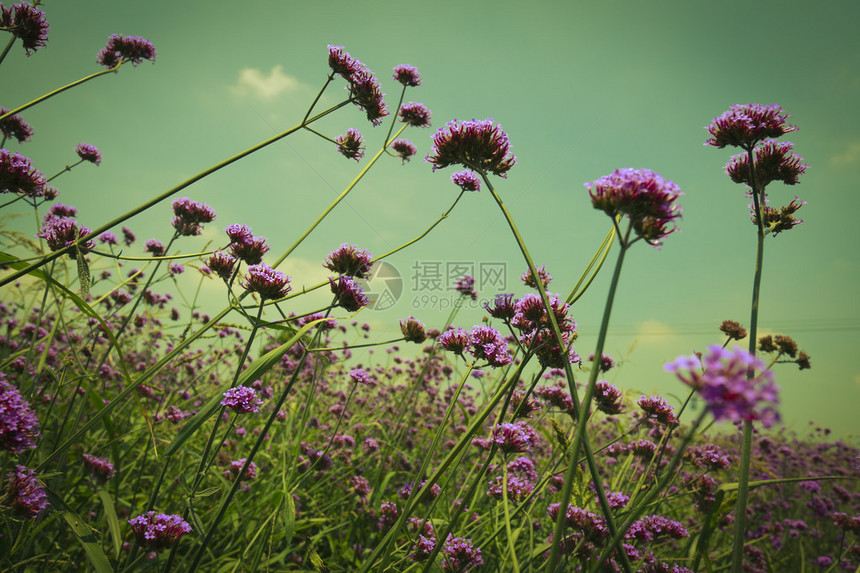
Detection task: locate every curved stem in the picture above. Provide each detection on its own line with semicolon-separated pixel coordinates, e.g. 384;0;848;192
0;35;15;67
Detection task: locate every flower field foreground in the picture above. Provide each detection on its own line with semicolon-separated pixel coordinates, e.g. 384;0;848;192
0;7;858;572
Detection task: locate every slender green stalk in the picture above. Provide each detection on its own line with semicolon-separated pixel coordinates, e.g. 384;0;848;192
730;145;765;573
0;35;15;67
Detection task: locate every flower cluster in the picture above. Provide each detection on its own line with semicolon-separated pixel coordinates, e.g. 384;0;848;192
593;380;623;415
5;465;47;519
393;64;421;87
128;512;191;549
754;196;806;236
170;197;216;236
37;216;94;256
492;421;539;454
324;243;373;278
440;534;484;572
426;118;516;178
144;238;165;257
586;168;682;247
329;275;369;312
635;395;678;426
335;128;365;161
0;106;33;143
547;503;609;544
1;149;48;197
666;345;780;428
74;143;101;165
726;140;807;189
221;385;263;414
398;102;431;128
390;138;417;163
400;316;427;343
450;170;481;192
454;274;477;299
0;374;40;453
522;265;552;289
348;368;373;386
223;458;258;481
509;292;579;369
327;45;388;125
241;263;291;301
705;104;796;149
719;320;747;341
0;3;49;55
96;34;156;68
468;325;512;367
82;453;116;481
438;327;469;354
225;223;269;265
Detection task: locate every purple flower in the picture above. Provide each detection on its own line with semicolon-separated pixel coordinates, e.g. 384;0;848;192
636;395;677;425
335;128;365;161
121;226;136;246
96;34;156;68
438;327;470;355
74;143;101;165
326;46;388;126
0;106;33;143
441;534;483;572
128;512;191;549
37;217;93;256
754;195;806;236
0;374;40;453
547;504;609;543
411;535;436;562
483;293;516;321
492;421;538;454
82;453;116;481
399;102;431;128
390;138;417;163
44;203;77;221
328;45;363;81
223;458;258;481
97;231;118;245
585;168;682;247
171;197;216;236
230;235;269;266
324;243;373;278
400;316;427;343
468;325;512;367
426;118;516;178
454;275;477;299
329;275;369;312
393;64;421;87
705;104;797;149
587;352;615;372
726;139;807;189
666;345;780;428
168;262;184;275
241;263;291;301
521;265;552;289
207;251;237;280
221;385;263;414
6;465;47;519
225;223;254;245
0;149;47;197
487;475;534;503
593;380;624;415
349;368;373;386
450;170;481;192
144;238;165;257
0;3;49;55
511;292;575;334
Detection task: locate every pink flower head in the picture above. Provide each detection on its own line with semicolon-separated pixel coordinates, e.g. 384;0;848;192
329;275;369;312
335;128;365;161
0;375;40;453
6;465;47;519
390;138;417;163
349;368;373;386
451;170;481;192
438;327;470;355
521;265;552;289
468;325;512;367
726;140;807;189
585;168;682;247
0;3;49;55
454;274;477;299
75;143;101;165
326;46;388;125
400;316;427;343
426;118;516;178
705;104;796;149
393;64;421;87
1;149;47;197
206;251;237;280
171;197;216;236
398;102;431;128
37;217;93;256
241;263;291;300
128;512;191;549
0;106;33;143
97;34;156;68
221;385;263;414
665;345;779;428
324;243;373;278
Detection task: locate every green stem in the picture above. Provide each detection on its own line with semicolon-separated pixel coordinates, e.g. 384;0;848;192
0;35;15;67
46;159;84;183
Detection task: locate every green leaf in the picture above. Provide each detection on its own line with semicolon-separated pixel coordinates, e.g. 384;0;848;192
195;486;222;498
284;490;296;546
62;510;113;573
76;246;91;298
96;489;122;559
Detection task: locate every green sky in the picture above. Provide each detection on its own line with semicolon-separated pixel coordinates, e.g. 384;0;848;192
3;0;859;438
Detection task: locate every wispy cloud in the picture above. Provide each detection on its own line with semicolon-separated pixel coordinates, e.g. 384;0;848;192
230;65;300;100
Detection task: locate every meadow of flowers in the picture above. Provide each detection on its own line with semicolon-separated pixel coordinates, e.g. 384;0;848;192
1;4;858;572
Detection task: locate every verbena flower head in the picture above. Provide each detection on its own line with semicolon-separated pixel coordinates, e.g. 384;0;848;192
705;104;796;149
483;293;516;320
665;345;780;428
121;226;136;245
451;170;481;192
719;320;747;341
329;275;369;312
511;292;574;334
426;118;517;178
5;465;47;519
326;46;388;126
593;381;624;415
400;316;427;343
324;243;373;278
585;168;682;247
44;202;77;222
349;368;373;386
97;231;117;245
390;138;417;163
335;128;365;161
97;34;156;68
241;263;291;300
223;458;257;481
492;421;538;454
74;143;101;165
0;374;40;453
0;106;33;143
441;534;484;572
206;251;236;280
393;64;421;87
399;102;431;128
128;512;191;549
755;196;806;236
438;327;469;355
1;149;47;197
468;325;512;367
37;217;93;256
726;140;807;189
171;197;216;236
227;225;269;265
221;385;263;414
0;3;49;55
144;238;165;257
82;453;116;481
225;223;253;244
522;265;552;289
454;275;477;299
636;395;678;425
